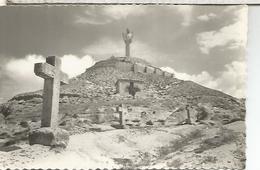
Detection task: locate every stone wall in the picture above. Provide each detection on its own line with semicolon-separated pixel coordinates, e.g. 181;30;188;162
133;63;146;73
154;68;164;76
163;71;172;77
94;60;133;72
115;61;134;72
91;58;174;78
145;66;155;74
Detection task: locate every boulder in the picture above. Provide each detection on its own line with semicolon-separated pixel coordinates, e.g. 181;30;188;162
29;127;69;148
146;120;154;125
111;124;125;129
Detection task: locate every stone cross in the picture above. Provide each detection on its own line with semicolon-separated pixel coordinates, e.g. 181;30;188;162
34;56;69;128
122;28;133;58
116;104;127;126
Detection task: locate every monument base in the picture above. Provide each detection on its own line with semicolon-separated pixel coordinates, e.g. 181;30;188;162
29;127;69;148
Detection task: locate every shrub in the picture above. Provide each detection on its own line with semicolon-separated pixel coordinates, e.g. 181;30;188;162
19;121;29;128
196;105;209;121
195;128;237;153
0;103;13;124
127;85;141;99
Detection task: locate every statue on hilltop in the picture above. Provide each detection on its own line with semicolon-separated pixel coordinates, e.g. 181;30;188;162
122;28;133;59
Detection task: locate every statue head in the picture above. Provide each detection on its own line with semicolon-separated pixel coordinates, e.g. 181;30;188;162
123;28;133;43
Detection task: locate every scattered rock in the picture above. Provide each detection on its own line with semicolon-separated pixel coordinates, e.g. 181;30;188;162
89;127;102;132
156;119;165;125
111;124;125;129
19;121;29;128
29;127;70;148
90;114;106;124
72;114;78;118
29;98;42;104
0;145;21;152
0;132;11;139
146;120;153;125
141;111;147;117
0;138;16;147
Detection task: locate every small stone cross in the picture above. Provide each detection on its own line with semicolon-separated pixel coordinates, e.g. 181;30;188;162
116;104;127;126
34;56;69;128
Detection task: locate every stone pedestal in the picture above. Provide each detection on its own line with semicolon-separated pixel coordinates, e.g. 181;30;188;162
29;127;69;148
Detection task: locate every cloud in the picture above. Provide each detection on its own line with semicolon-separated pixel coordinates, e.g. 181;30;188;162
161;60;246;98
161;67;218;90
75;5;146;25
215;60;246;98
0;0;5;6
75;15;111;25
61;54;95;78
3;54;95;100
6;54;44;78
196;6;248;54
103;5;146;20
197;13;217;21
174;5;193;26
4;54;45;95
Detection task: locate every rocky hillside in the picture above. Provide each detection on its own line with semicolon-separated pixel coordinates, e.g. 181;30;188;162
0;57;245;168
0;57;246;168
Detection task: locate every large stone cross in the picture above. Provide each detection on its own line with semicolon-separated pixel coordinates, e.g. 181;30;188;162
34;56;69;128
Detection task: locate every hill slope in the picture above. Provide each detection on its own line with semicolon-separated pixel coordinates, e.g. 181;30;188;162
0;57;246;169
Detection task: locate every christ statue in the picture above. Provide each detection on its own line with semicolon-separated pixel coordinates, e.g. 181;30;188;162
122;28;133;58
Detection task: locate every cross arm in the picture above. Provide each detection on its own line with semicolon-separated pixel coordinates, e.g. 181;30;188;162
34;63;69;85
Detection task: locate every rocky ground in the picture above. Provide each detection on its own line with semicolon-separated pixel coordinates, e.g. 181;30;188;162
0;121;245;169
0;57;246;169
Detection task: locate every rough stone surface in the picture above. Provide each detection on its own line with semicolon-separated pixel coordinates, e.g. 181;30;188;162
29;127;69;148
154;68;164;76
163;71;172;77
145;66;155;74
133;63;146;73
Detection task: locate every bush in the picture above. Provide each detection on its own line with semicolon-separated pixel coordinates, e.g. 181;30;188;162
196;105;209;121
19;121;29;128
195;128;237;153
0;103;13;124
127;85;141;99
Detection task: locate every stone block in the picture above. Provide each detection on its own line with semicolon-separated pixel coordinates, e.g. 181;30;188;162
133;63;146;73
145;66;155;74
154;68;163;75
29;127;69;148
111;124;125;129
89;114;106;124
163;71;172;77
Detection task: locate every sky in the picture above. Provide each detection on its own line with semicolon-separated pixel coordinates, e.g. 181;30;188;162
0;5;247;103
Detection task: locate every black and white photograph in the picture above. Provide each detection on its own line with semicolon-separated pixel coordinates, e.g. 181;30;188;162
0;5;248;169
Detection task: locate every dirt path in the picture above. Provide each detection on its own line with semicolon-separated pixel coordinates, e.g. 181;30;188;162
0;122;244;169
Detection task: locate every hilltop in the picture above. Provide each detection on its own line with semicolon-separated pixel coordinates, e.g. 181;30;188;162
0;56;246;169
